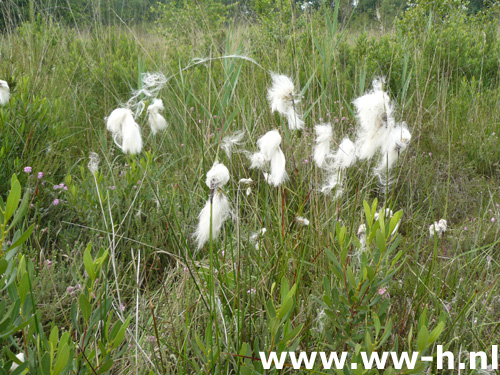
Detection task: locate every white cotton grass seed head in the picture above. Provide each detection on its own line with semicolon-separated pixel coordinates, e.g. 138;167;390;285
256;130;282;160
147;98;168;135
321;170;343;195
106;108;143;155
121;114;143;155
334;137;357;169
222;131;245;158
239;178;253;185
87;152;100;174
106;108;132;135
250;227;267;243
249;152;267;169
353;77;396;160
0;80;10;106
205;162;230;190
265;148;287;187
194;191;231;250
391;122;412;151
296;216;310;226
376;123;412;175
314;123;333;168
429;219;447;238
267;73;304;130
250;130;287;187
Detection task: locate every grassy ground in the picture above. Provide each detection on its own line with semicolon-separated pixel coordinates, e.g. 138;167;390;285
1;2;500;374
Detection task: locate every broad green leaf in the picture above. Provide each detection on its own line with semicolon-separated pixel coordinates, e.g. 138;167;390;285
5;175;21;223
83;243;95;281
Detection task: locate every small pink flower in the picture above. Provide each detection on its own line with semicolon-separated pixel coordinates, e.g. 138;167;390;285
303;159;308;164
53;199;60;206
37;172;43;179
181;144;185;147
341;116;347;121
45;260;53;267
190;107;194;111
198;120;202;124
464;226;468;230
378;287;390;299
120;303;126;312
492;218;496;223
24;166;32;173
428;152;432;156
109;186;116;190
213;115;217;119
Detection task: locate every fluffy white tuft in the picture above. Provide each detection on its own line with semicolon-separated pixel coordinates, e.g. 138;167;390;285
353;77;395;160
194;191;231;249
285;109;305;130
0;80;10;106
250;130;287;186
267;73;304;130
256;130;282;159
265;148;287;187
106;108;143;155
121;114;143;155
106;108;132;135
221;130;245;158
314;123;333;168
205;162;230;189
87;151;100;174
249;152;267;169
321;170;343;196
333;137;357;169
375;123;412;175
320;137;356;198
429;219;447;238
296;216;310;226
147;98;168;135
239;178;253;185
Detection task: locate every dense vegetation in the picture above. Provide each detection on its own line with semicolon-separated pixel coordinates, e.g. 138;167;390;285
1;0;500;373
